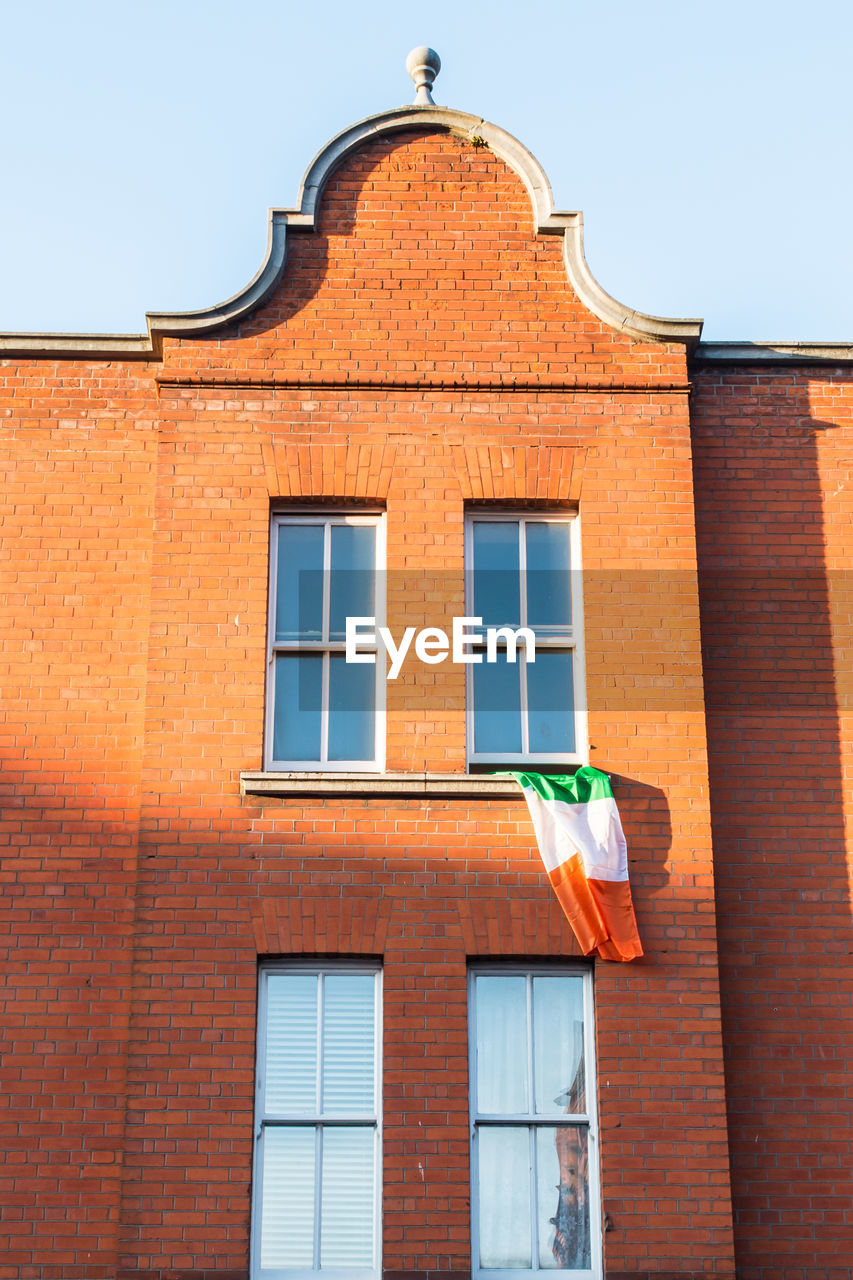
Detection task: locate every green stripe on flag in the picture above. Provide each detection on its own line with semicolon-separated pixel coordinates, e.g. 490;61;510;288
506;767;614;805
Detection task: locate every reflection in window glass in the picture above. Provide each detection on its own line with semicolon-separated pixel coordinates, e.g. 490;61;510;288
533;977;586;1115
473;521;520;628
470;970;596;1277
473;651;522;755
329;524;375;640
525;522;571;633
328;657;375;762
273;654;322;761
276;524;324;642
527;650;575;755
536;1127;591;1270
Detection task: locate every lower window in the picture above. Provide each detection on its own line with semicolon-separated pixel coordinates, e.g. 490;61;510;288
468;967;600;1277
252;963;382;1279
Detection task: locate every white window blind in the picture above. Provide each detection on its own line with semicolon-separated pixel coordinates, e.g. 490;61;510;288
252;964;382;1279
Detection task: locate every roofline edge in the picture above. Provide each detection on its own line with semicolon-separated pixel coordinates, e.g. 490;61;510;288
693;341;853;365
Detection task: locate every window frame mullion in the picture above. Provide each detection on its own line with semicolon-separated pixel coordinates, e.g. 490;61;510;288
319;526;332;765
518;521;530;758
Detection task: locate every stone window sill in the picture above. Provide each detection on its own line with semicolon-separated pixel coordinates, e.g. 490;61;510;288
240;771;524;799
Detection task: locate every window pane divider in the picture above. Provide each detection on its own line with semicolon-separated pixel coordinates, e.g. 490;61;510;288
272;641;375;651
525;972;535;1112
260;1116;378;1127
319;652;330;764
519;525;530;757
321;522;331;644
476;1269;594;1280
473;1114;590;1126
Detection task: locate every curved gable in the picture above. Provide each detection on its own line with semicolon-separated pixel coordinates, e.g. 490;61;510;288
0;106;701;362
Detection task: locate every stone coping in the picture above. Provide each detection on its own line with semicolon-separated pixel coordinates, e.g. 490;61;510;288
241;771;526;798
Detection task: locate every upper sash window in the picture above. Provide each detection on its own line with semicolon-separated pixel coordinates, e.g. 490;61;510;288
266;513;384;770
465;513;586;765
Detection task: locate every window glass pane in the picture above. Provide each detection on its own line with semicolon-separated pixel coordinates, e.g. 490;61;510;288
533;977;586;1115
260;1126;316;1268
473;650;522;756
478;1126;531;1268
328;655;375;761
329;524;376;641
472;521;520;628
535;1126;591;1270
525;522;572;635
273;653;322;761
320;1127;376;1268
527;650;575;755
264;974;317;1114
475;975;528;1113
276;524;324;642
322;973;376;1113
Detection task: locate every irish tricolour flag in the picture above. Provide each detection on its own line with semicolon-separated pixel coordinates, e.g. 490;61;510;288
510;768;643;962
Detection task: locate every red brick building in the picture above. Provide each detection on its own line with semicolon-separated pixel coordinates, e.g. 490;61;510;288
1;52;850;1280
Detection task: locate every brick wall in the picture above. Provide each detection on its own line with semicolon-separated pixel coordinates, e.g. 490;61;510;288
0;128;738;1278
691;366;853;1280
0;367;158;1275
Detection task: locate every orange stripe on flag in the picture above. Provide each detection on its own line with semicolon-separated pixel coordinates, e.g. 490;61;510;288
588;878;644;961
547;854;609;956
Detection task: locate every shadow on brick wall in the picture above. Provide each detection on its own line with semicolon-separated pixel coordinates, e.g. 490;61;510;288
691;366;852;1280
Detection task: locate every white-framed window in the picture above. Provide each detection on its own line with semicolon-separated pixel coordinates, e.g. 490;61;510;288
266;512;385;770
465;512;586;765
468;966;601;1279
252;963;382;1280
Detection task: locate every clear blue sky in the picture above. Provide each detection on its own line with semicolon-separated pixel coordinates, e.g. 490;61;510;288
2;0;852;341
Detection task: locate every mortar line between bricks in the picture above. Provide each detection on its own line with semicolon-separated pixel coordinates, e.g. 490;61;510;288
154;376;693;393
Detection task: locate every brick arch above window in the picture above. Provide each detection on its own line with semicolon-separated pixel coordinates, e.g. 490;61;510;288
249;894;393;956
453;444;586;506
261;441;397;502
457;896;585;958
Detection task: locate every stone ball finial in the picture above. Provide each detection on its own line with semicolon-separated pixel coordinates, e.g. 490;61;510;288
406;46;441;105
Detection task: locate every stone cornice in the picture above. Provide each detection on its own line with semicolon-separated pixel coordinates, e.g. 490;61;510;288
693;341;853;365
